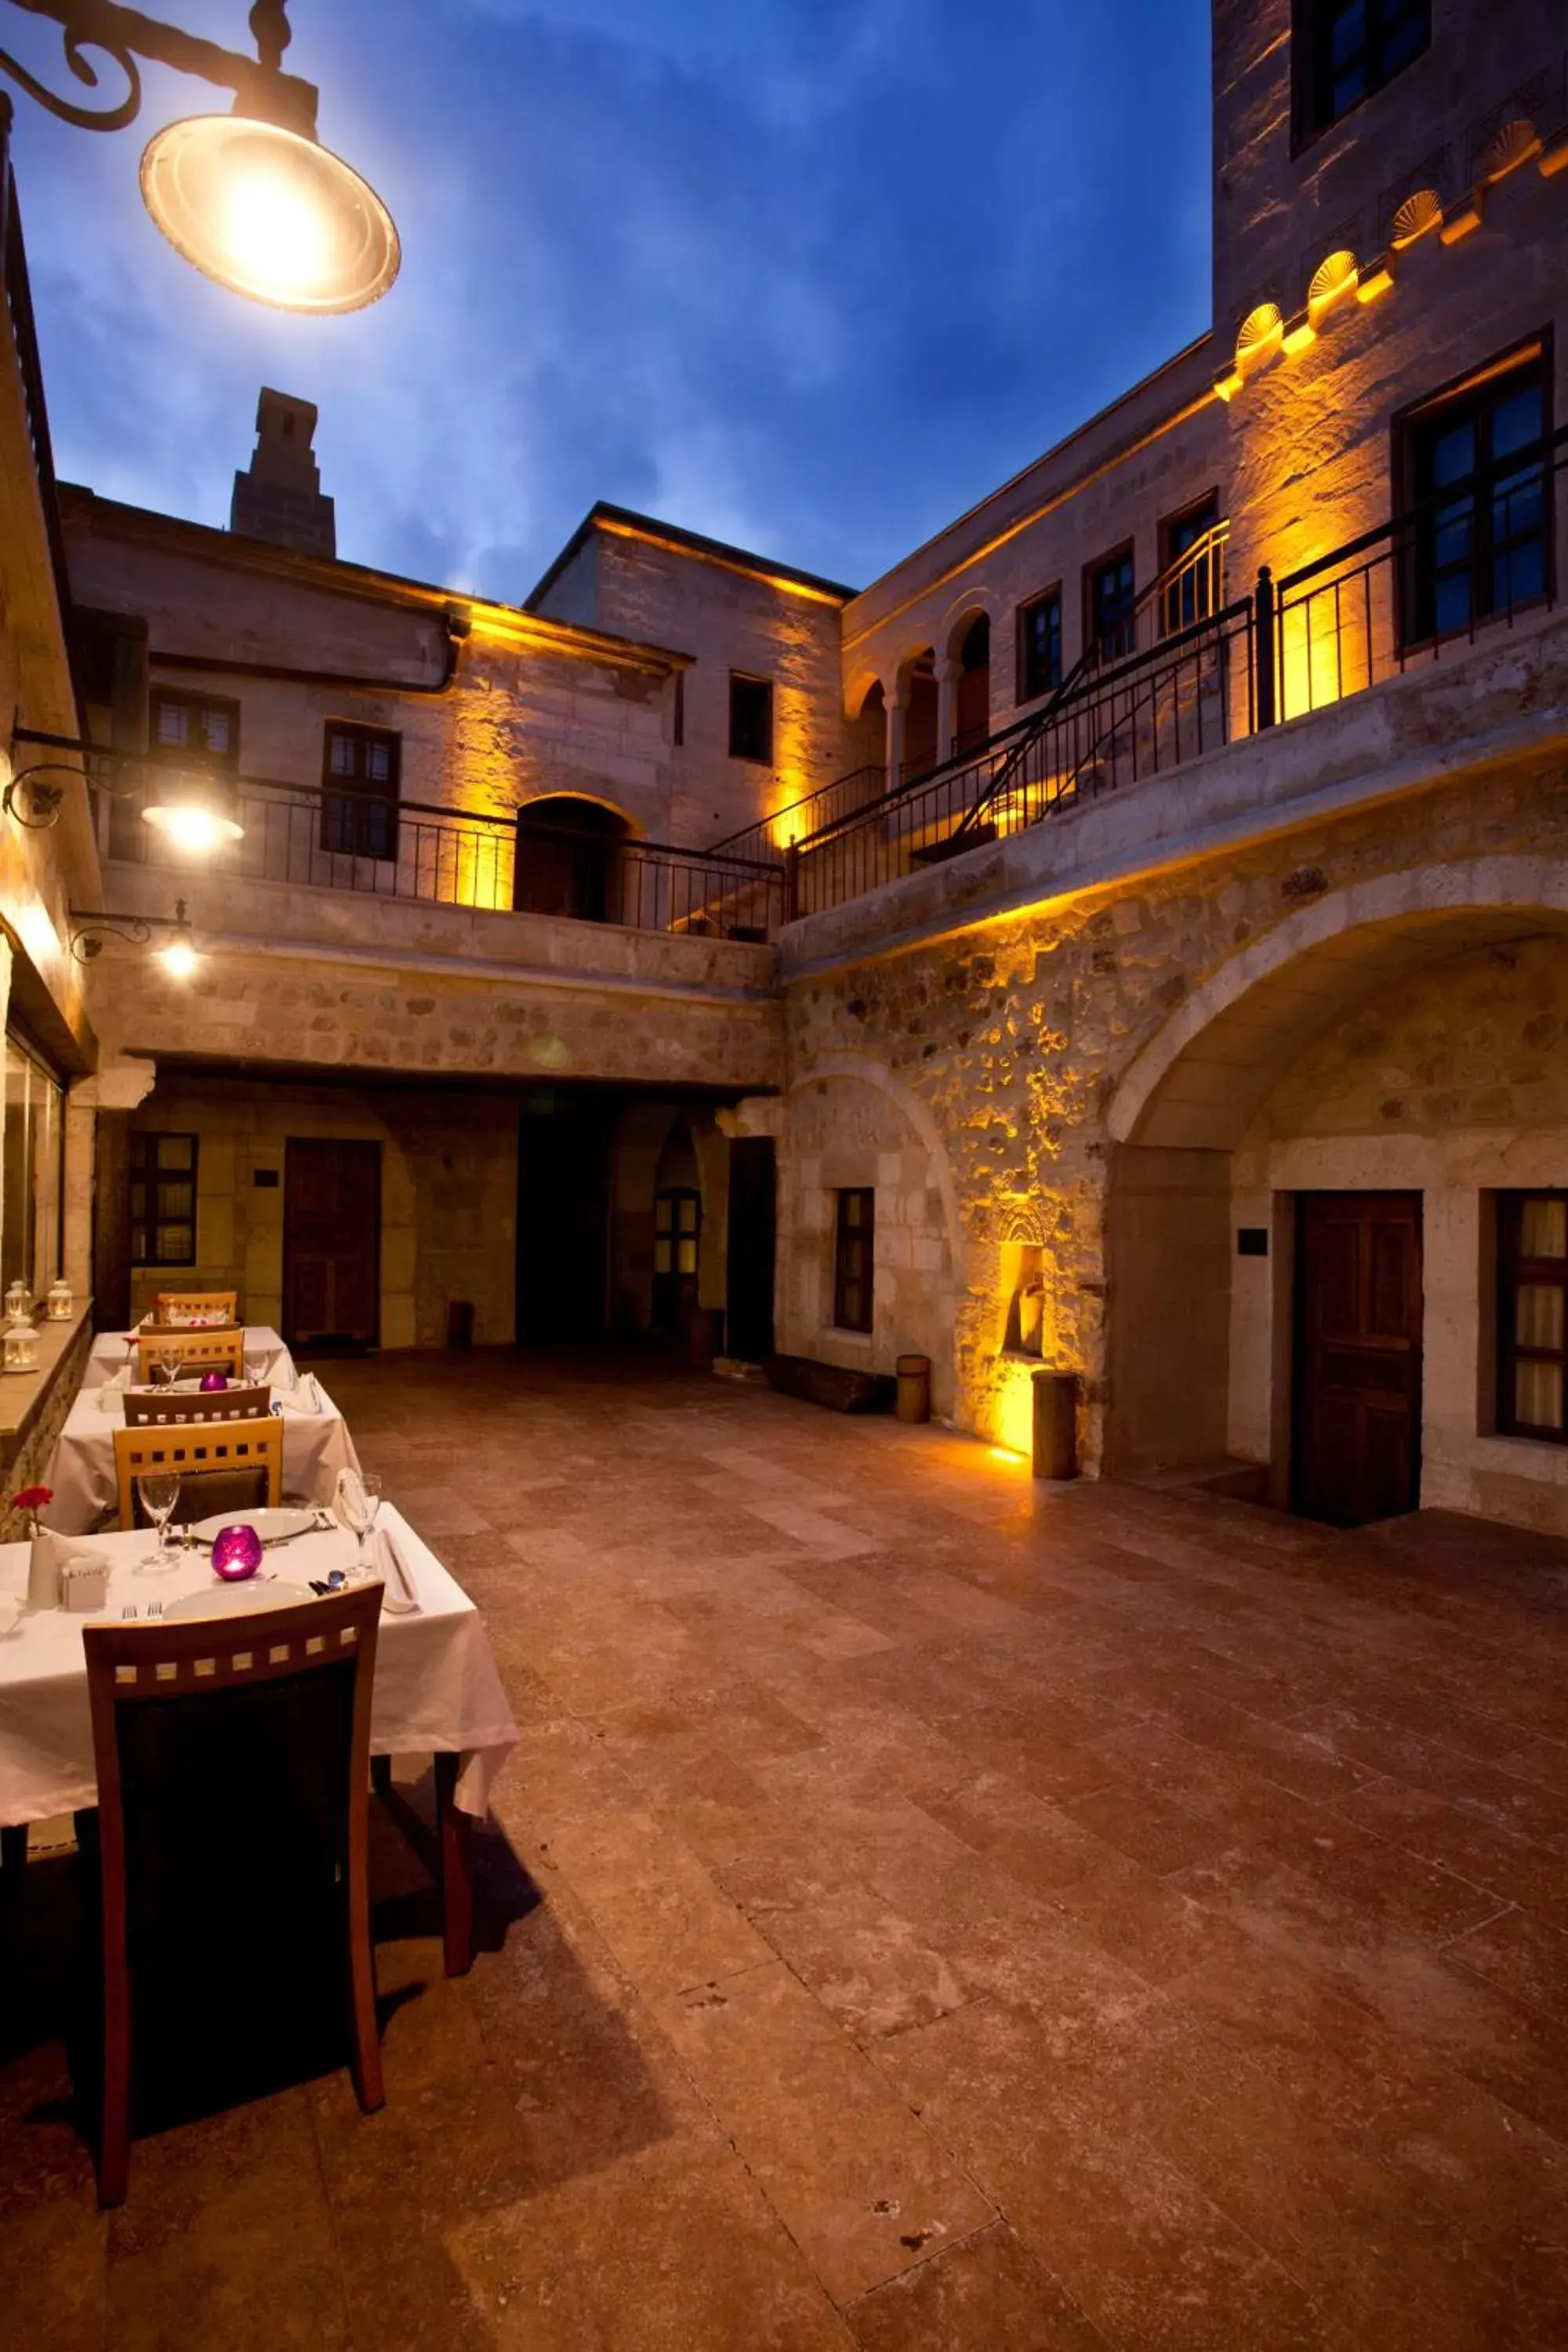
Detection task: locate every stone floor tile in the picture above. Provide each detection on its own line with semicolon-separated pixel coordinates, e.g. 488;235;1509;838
1440;1902;1568;2016
657;1961;995;2304
844;2220;1111;2350
0;2192;107;2352
534;1807;774;1999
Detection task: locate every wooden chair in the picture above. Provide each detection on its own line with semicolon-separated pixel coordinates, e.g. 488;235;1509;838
123;1385;271;1429
82;1585;384;2205
112;1419;283;1530
135;1328;245;1385
148;1290;238;1327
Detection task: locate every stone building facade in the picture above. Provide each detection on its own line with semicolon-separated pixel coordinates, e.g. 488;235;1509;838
10;0;1566;1541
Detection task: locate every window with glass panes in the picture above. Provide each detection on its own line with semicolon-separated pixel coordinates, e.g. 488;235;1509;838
321;722;401;858
654;1189;700;1278
1018;587;1063;702
1402;354;1549;646
833;1188;874;1333
1295;0;1429;143
0;1033;64;1298
1162;493;1221;634
130;1133;199;1268
1498;1192;1567;1443
728;673;774;764
1087;547;1136;663
150;687;239;769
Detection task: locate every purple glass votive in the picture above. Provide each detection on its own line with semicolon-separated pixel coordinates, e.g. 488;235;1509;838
212;1523;263;1581
199;1371;228;1392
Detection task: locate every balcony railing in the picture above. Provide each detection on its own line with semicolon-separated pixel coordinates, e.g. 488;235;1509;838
114;777;784;943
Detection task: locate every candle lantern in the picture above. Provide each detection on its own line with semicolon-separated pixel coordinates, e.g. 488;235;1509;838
45;1279;73;1323
2;1318;40;1374
4;1279;29;1325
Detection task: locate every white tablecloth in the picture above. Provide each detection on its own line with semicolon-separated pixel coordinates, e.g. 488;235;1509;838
83;1326;297;1387
44;1379;361;1535
0;1508;517;1824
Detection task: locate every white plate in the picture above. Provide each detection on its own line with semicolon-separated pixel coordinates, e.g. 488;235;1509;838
163;1580;312;1623
187;1506;317;1544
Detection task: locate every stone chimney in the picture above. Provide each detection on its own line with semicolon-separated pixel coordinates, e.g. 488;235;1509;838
229;387;336;559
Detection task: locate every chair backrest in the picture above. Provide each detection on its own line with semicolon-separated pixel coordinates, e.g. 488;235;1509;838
136;1328;245;1383
112;1417;283;1529
123;1385;271;1428
150;1291;238;1327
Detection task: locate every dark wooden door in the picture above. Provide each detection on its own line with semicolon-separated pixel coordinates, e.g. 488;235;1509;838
652;1188;701;1341
1294;1192;1422;1526
726;1138;775;1362
516;1094;612;1345
282;1140;381;1348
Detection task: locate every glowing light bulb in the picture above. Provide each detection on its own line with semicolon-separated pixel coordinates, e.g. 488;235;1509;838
159;940;198;982
220;165;331;297
140;800;243;852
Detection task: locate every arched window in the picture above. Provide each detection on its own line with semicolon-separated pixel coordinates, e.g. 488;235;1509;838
513;796;629;922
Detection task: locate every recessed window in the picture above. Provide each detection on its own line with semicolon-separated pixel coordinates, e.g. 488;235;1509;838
150;688;239;770
728;673;773;764
1018;588;1063;703
321;721;401;860
1087;546;1136;665
1399;350;1550;648
130;1131;199;1269
1294;0;1430;143
2;1032;64;1294
1161;493;1221;634
833;1187;874;1334
1497;1192;1567;1443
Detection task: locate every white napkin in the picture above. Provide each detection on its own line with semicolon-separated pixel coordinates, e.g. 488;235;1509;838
299;1372;324;1414
27;1526;110;1610
372;1524;420;1614
98;1365;132;1409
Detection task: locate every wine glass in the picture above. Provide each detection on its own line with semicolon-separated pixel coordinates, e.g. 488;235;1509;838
155;1342;183;1389
340;1472;382;1576
136;1472;181;1570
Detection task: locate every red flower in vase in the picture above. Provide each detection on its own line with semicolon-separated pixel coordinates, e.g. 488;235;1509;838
11;1484;53;1514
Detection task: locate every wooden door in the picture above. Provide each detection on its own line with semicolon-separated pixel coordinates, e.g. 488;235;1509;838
282;1140;381;1348
652;1188;701;1341
516;1094;612;1345
725;1138;775;1362
1294;1192;1422;1526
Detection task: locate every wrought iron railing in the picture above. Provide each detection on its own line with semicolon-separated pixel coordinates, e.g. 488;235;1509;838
116;776;783;942
705;763;885;868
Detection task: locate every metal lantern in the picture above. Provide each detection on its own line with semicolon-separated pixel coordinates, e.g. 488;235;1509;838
45;1279;73;1323
4;1279;29;1325
2;1318;40;1374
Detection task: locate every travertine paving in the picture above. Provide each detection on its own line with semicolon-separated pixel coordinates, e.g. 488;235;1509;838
5;1352;1568;2350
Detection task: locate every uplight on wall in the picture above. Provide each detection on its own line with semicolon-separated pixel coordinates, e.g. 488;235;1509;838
0;0;399;316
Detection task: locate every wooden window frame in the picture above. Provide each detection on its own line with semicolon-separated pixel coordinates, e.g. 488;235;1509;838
1016;585;1064;705
1497;1190;1568;1445
129;1131;200;1270
1291;0;1431;151
1084;542;1137;665
1392;336;1554;653
1159;491;1221;635
149;686;240;771
833;1187;875;1334
321;720;401;861
728;673;774;765
654;1187;701;1280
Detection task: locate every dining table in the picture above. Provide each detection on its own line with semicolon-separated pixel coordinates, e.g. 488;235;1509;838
44;1374;362;1536
82;1323;298;1388
0;1507;518;1973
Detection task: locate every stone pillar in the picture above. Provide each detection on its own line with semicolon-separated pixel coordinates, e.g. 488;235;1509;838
884;677;909;795
935;658;960;764
66;1055;157;1320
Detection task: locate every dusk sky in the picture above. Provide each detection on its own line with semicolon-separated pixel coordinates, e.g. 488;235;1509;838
11;0;1211;604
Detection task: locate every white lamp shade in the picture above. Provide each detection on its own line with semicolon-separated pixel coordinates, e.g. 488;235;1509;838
140;114;400;314
140;768;244;853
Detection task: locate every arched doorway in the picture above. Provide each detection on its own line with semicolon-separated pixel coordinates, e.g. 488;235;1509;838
953;614;991;757
901;654;938;783
652;1123;701;1342
514;796;629;921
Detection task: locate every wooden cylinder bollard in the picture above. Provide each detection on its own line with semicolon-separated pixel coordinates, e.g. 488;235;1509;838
895;1353;931;1425
1031;1369;1079;1480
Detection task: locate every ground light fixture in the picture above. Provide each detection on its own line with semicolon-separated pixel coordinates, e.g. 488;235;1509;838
69;897;199;978
0;0;398;313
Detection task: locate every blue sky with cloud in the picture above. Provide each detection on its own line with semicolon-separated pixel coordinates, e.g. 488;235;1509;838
8;0;1210;603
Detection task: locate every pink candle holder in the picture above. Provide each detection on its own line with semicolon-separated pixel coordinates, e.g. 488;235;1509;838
199;1371;228;1392
211;1524;263;1581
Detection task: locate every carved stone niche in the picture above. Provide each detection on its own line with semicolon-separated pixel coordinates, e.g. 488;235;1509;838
1002;1241;1046;1359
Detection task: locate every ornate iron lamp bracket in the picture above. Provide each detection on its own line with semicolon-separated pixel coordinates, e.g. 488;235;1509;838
0;0;317;138
68;895;190;964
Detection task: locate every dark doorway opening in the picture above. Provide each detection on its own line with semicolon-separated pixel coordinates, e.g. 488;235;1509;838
282;1139;382;1349
516;1093;615;1345
954;614;992;757
725;1137;776;1362
513;797;629;923
1294;1190;1423;1526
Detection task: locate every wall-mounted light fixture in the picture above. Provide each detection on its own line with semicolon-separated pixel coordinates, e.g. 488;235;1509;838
5;724;245;847
0;0;398;312
69;895;198;978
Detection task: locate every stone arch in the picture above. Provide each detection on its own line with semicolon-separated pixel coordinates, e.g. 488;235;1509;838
1109;858;1568;1153
513;793;633;922
786;1052;963;1272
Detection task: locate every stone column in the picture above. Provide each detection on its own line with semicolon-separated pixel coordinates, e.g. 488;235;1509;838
935;657;960;764
884;677;909;796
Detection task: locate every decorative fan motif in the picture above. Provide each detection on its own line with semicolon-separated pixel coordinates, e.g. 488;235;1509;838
1234;303;1283;372
1478;118;1539;183
999;1206;1047;1247
1306;250;1359;323
1390;187;1443;246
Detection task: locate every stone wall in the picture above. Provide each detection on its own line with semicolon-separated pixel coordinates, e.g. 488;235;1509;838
0;1318;92;1541
129;1076;520;1349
